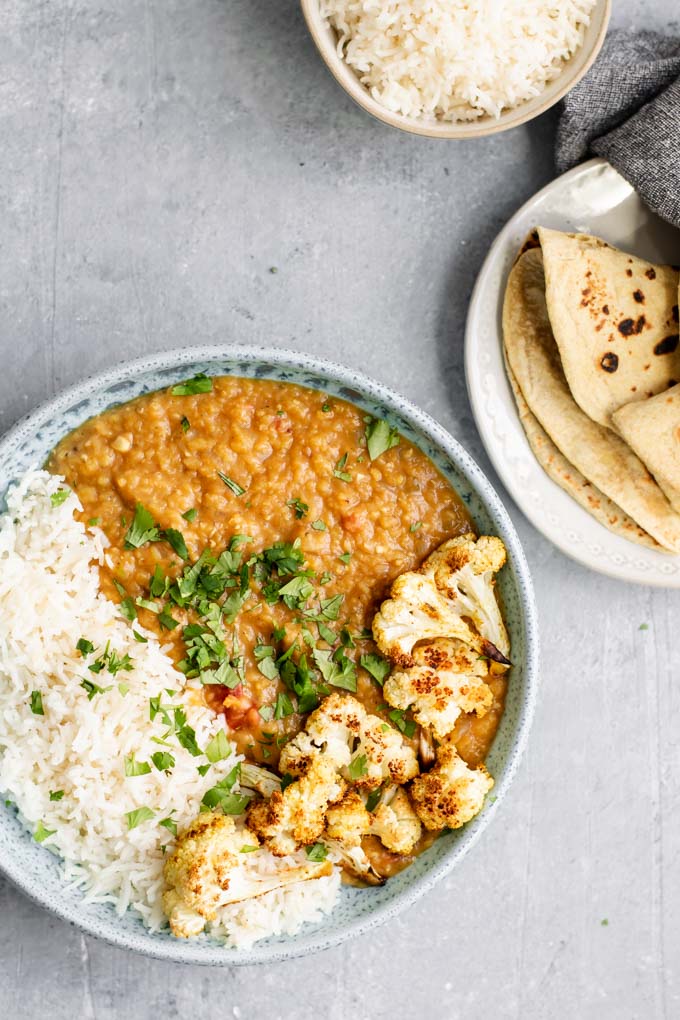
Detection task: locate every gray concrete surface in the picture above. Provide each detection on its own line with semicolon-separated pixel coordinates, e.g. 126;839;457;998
1;1;678;1017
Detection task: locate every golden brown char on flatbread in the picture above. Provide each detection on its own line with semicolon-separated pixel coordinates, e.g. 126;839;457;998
503;247;680;553
538;227;680;427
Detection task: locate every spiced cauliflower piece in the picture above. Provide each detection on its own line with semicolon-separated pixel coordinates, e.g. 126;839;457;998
372;534;510;669
372;571;482;668
384;638;493;740
326;787;421;855
162;811;330;938
410;736;494;831
424;534;510;660
279;692;419;791
246;755;345;856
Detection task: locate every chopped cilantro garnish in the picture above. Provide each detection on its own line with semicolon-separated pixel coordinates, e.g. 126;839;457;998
50;489;70;507
365;788;382;812
360;653;390;686
305;842;328;862
317;621;336;645
118;682;130;696
410;521;423;533
312;647;357;692
133;629;148;643
287;498;309;519
257;656;280;681
159;606;179;631
171;374;213;396
180;416;191;432
201;764;250;814
159;816;178;836
87;517;101;527
338;552;351;565
240;844;259;853
49;790;64;802
205;730;231;763
218;472;246;496
80;678;111;700
321;402;331;413
259;705;274;722
124;754;151;777
125;503;161;549
197;763;211;776
164;528;189;560
333;452;352;482
388;708;416;738
639;623;649;631
274;691;295;720
318;594;343;620
151;751;175;772
125;806;155;830
77;638;95;656
30;690;44;715
34;820;56;844
365;418;400;461
181;507;197;522
348;754;368;780
311;519;327;531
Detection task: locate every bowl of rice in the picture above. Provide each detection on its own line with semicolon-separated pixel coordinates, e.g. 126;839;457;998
301;0;611;138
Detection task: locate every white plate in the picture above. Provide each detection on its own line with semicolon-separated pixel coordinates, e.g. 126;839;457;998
465;158;680;587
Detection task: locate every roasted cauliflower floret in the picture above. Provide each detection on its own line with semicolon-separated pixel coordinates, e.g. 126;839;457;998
410;736;494;831
384;638;493;740
424;534;510;660
246;756;345;856
372;571;482;668
326;787;421;856
371;788;422;854
240;762;282;798
279;693;418;791
162;811;331;938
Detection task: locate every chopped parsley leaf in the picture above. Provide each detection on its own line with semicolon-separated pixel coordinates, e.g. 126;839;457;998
287;498;309;519
181;507;197;522
124;503;161;549
125;806;155;830
171;374;213;396
218;472;246;496
50;489;70;507
30;690;44;715
365;418;400;461
338;551;351;565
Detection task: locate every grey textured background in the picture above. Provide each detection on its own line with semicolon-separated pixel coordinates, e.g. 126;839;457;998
1;2;678;1017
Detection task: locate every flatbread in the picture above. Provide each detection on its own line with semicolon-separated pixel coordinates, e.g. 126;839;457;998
612;382;680;515
502;247;680;553
504;356;661;551
538;227;680;427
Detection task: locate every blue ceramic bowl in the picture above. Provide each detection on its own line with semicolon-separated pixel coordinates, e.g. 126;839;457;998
0;345;539;964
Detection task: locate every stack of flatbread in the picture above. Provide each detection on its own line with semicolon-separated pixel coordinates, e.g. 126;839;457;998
502;227;680;553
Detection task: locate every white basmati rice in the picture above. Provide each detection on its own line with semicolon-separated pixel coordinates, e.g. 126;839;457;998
0;471;339;947
320;0;597;122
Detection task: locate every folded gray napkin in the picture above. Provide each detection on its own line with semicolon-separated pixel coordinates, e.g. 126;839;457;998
556;30;680;229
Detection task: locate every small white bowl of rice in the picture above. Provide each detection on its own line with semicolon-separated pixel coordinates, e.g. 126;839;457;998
301;0;611;138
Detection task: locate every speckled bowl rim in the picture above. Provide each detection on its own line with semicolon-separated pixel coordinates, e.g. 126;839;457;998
300;0;611;139
0;344;539;965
